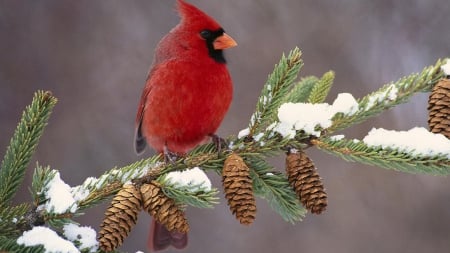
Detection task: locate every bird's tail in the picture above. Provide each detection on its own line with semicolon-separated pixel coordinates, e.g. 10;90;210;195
147;220;188;251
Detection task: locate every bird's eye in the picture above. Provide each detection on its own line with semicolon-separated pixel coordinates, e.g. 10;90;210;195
200;30;212;39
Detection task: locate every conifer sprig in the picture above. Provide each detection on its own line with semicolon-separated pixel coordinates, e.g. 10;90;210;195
249;47;304;135
159;175;220;209
0;236;44;253
308;71;335;104
313;137;450;175
328;61;445;133
0;91;57;209
283;76;319;103
0;204;30;237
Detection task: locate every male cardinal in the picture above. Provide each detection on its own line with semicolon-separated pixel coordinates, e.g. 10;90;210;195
134;0;236;251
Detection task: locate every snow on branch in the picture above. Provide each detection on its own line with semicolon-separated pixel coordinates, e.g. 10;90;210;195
314;128;450;175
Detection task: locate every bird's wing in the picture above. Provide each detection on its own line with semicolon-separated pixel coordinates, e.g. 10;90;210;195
134;69;155;155
134;59;191;154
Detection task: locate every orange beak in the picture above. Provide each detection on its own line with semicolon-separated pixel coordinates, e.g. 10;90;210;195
213;33;237;50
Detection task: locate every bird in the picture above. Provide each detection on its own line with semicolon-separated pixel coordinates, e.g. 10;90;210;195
134;0;236;251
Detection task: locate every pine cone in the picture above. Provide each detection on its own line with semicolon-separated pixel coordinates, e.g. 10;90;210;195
222;153;256;225
141;182;189;233
286;150;327;214
428;79;450;138
98;183;142;252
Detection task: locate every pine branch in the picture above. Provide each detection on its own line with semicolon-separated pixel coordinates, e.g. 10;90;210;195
308;71;335;103
159;176;220;209
283;76;319;103
249;47;304;135
328;61;445;133
76;156;161;210
0;91;57;208
313;137;450;175
31;164;55;207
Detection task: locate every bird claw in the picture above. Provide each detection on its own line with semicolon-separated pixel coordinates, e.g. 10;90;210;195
210;134;227;154
163;145;181;164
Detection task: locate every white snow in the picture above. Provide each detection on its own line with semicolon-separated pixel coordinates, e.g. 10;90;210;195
238;128;250;139
332;93;359;115
44;172;77;214
276;102;332;137
166;167;212;191
70;186;90;202
17;226;79;253
254;132;264;142
289;148;299;154
76;163;150;193
363;127;450;158
273;121;297;138
84;177;97;185
119;164;150;183
273;93;359;137
442;59;450;75
63;224;98;252
366;84;398;108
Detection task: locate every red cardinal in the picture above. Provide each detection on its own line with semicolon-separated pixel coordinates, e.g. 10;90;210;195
134;0;236;251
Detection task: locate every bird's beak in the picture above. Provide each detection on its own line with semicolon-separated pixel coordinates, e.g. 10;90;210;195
213;33;237;50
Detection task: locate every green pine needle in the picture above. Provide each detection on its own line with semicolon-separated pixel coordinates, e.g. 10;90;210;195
32;164;56;207
308;71;335;103
0;236;45;253
283;76;319;103
0;204;30;237
0;91;57;209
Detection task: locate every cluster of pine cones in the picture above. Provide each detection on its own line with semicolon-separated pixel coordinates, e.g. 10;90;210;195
98;182;188;252
98;150;327;252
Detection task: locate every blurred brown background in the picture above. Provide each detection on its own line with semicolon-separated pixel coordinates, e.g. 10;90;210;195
1;0;450;252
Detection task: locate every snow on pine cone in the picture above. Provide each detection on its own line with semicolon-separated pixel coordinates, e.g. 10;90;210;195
140;181;189;233
286;150;327;214
222;153;256;225
98;183;142;252
428;79;450;138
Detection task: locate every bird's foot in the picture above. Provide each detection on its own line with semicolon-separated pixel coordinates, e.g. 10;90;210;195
209;134;227;155
163;145;181;164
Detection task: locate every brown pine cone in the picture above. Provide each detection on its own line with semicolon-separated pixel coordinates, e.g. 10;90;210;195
222;153;257;225
140;182;189;233
98;183;142;252
428;79;450;138
286;150;327;214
